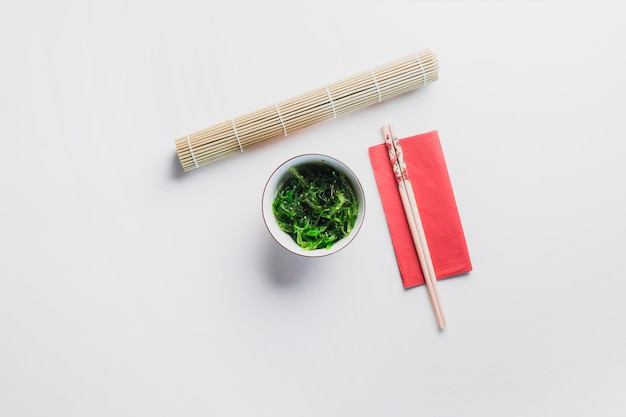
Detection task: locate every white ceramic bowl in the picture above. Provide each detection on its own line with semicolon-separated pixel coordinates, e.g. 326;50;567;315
262;154;366;257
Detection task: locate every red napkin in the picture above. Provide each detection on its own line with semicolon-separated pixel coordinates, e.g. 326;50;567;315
368;130;472;289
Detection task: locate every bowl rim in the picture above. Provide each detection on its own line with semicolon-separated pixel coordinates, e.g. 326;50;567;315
261;153;366;258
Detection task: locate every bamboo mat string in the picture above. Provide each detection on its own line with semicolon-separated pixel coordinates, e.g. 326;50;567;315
370;69;382;103
186;134;199;169
324;85;337;119
415;54;427;86
275;104;287;136
230;119;243;152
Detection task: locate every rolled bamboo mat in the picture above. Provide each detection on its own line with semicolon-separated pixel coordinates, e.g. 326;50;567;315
175;49;438;171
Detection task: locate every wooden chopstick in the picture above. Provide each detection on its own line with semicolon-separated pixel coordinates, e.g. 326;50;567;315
382;124;446;329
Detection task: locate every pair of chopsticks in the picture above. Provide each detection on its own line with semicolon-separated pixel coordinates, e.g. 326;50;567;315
381;124;446;329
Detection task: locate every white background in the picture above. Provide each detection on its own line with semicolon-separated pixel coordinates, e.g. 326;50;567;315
1;1;625;416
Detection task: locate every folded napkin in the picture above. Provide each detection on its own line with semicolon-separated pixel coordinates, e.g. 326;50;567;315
368;130;472;289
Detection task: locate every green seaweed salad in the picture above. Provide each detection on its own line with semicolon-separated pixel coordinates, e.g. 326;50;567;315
272;162;359;250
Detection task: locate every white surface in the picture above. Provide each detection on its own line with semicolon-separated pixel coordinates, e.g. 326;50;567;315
1;1;625;416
